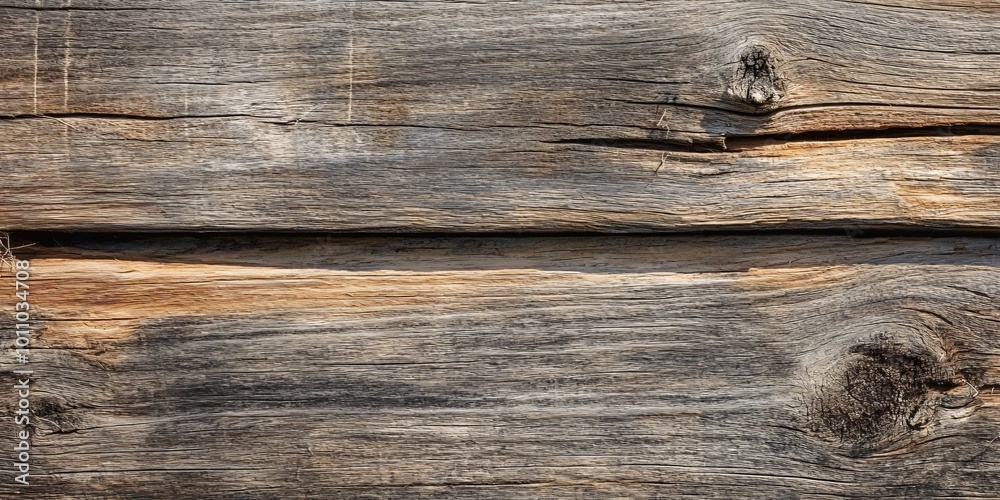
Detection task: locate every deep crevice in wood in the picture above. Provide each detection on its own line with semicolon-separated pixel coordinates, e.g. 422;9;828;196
9;225;1000;246
3;227;998;247
607;98;1000;118
549;124;1000;152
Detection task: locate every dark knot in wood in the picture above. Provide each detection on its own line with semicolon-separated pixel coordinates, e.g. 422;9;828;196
727;45;784;109
811;339;953;457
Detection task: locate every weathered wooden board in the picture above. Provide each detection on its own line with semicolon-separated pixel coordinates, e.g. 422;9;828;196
1;1;999;231
3;235;1000;497
6;126;1000;231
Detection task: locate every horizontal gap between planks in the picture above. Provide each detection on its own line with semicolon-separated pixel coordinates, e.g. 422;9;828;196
7;227;1000;248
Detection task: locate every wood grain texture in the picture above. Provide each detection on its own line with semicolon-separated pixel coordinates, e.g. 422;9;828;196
3;235;1000;498
1;1;999;231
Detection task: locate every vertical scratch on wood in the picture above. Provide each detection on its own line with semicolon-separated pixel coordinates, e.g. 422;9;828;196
347;3;354;123
33;2;39;115
643;152;668;190
64;1;72;112
347;36;354;123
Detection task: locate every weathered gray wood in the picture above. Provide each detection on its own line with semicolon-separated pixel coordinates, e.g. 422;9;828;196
4;235;1000;497
5;0;999;136
4;120;1000;231
1;1;999;231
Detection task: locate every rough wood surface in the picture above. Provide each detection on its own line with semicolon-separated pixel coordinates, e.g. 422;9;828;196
3;235;1000;497
1;1;999;231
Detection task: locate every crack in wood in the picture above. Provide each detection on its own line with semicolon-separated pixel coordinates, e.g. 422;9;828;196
0;5;184;11
548;124;1000;153
0;112;263;122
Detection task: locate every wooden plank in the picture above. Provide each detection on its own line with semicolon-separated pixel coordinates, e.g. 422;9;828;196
4;0;1000;137
0;1;999;231
4;123;1000;231
3;235;1000;497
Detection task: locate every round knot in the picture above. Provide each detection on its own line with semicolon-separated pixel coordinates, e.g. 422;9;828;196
811;340;954;456
726;45;784;109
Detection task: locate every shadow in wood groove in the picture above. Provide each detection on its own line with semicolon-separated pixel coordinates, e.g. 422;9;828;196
9;233;1000;272
551;124;1000;153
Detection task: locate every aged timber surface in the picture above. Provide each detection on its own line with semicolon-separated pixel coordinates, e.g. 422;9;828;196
0;1;999;231
1;235;999;498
